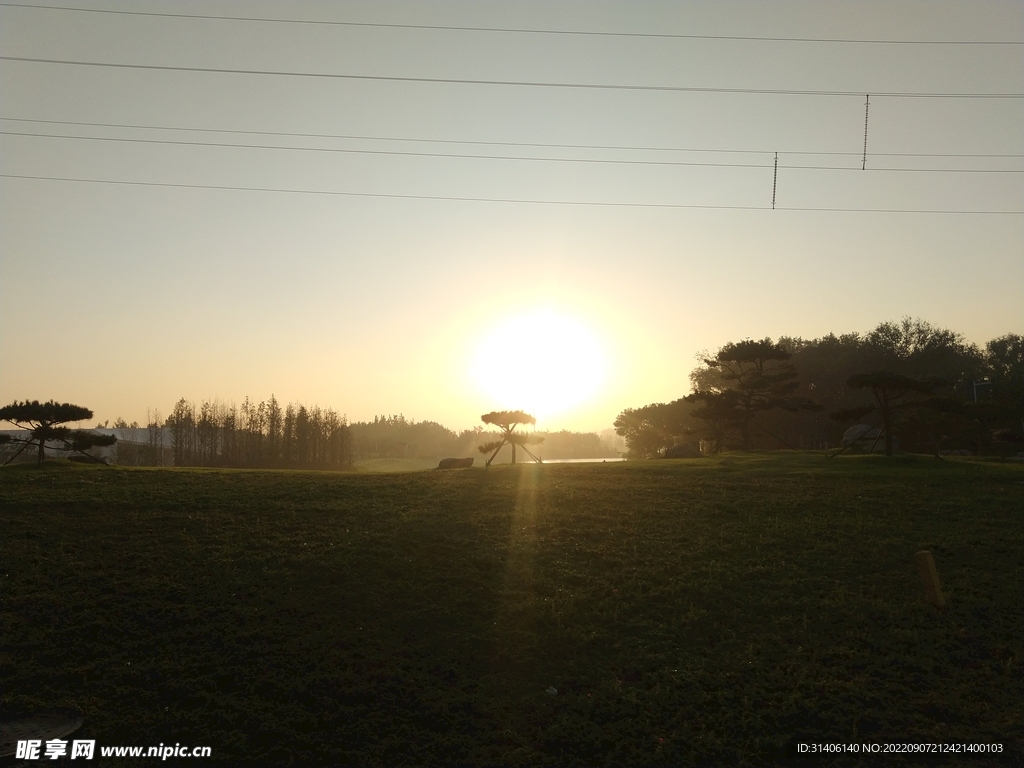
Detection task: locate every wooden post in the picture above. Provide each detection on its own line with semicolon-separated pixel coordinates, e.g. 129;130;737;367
915;550;946;608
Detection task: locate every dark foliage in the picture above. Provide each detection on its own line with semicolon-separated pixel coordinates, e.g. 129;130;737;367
831;371;947;457
617;319;1021;457
0;400;114;465
479;411;543;466
349;414;483;462
164;396;351;470
613;400;694;459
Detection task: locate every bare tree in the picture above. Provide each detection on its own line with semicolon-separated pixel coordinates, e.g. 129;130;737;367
166;398;195;466
282;404;296;466
240;397;267;467
146;408;163;466
267;395;282;465
197;400;219;466
220;403;238;466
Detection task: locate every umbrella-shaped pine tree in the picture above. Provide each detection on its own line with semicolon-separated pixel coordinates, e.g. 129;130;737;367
0;400;116;465
478;410;544;466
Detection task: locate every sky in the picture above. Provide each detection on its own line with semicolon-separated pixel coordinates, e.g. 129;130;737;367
1;1;1021;433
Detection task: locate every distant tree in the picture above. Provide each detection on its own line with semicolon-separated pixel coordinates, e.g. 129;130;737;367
959;400;1013;456
688;338;820;450
535;430;620;459
240;397;265;466
166;398;196;466
751;322;979;451
145;408;164;466
867;317;974;364
220;404;238;466
295;406;310;466
112;416;142;465
614;400;695;458
113;416;140;437
0;400;116;465
831;371;946;456
322;408;352;468
196;400;219;465
266;395;283;464
478;411;544;466
614;318;997;455
864;317;984;403
282;404;296;465
984;334;1024;436
683;390;745;454
163;394;350;470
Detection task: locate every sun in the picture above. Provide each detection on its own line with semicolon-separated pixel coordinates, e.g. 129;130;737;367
471;309;608;421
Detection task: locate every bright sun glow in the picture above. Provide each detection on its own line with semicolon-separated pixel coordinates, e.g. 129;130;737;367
471;309;608;421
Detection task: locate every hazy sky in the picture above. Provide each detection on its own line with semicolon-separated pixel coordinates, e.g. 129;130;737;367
1;1;1021;432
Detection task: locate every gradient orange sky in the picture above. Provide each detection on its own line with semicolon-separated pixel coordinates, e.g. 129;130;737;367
1;1;1021;432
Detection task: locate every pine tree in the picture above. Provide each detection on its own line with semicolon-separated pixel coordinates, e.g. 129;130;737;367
478;411;544;466
0;400;116;465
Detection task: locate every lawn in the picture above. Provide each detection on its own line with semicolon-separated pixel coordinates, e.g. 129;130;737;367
2;454;1022;766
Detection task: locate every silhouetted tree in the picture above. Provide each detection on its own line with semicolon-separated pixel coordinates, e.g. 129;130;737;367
616;318;1005;455
831;371;945;456
688;339;819;450
295;406;310;466
282;404;296;465
267;395;282;462
683;390;745;454
112;417;142;465
194;401;217;465
166;398;196;466
145;409;164;466
759;319;981;450
614;400;695;458
240;397;265;466
984;334;1024;437
220;404;238;466
163;395;350;469
0;400;116;465
478;410;544;466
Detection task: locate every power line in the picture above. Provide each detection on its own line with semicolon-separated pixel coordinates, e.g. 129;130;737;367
4;130;1020;173
3;173;1021;214
4;117;1021;159
0;130;768;169
2;56;1020;99
3;117;1021;158
1;3;1020;46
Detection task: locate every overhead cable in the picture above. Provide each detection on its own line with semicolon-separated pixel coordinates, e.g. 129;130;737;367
0;3;1020;45
3;130;1020;173
3;173;1021;214
1;56;1020;99
3;117;1021;158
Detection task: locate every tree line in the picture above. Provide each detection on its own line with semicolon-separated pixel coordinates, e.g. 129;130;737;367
348;414;618;462
163;397;352;469
94;407;620;468
349;414;482;461
615;318;1023;458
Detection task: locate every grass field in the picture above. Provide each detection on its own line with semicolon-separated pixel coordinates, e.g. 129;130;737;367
352;458;443;473
2;454;1022;766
